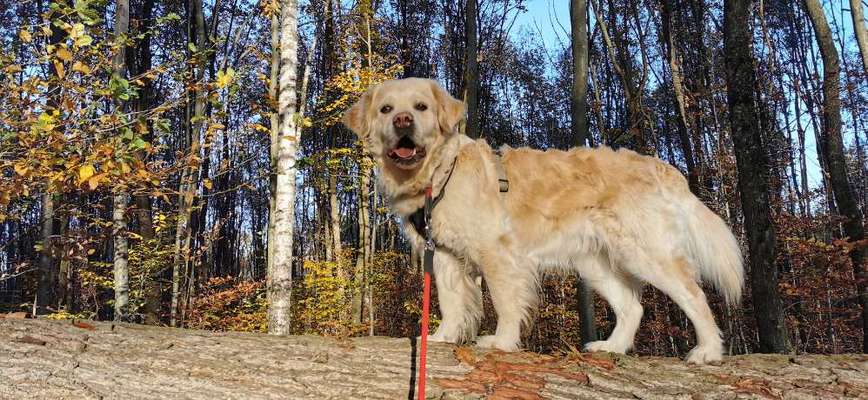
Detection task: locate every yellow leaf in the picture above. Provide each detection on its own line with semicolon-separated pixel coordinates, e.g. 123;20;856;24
87;248;96;255
53;61;65;79
56;47;73;62
4;64;22;73
19;29;32;43
87;175;102;190
203;179;213;190
72;61;92;74
215;68;234;88
13;162;28;176
121;162;131;174
78;164;95;184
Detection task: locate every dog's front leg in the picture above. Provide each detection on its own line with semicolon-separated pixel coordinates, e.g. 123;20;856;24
473;245;537;352
429;250;483;344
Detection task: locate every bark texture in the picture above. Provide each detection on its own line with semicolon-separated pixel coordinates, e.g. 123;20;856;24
267;0;300;335
463;0;480;139
723;0;791;353
112;0;130;322
2;318;866;399
571;0;596;346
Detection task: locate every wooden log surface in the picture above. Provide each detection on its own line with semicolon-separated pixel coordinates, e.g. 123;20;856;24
2;317;866;399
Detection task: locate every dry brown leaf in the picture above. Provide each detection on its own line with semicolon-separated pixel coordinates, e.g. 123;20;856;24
454;346;477;365
73;321;96;331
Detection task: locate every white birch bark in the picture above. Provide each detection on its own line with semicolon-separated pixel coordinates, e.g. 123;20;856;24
267;0;299;335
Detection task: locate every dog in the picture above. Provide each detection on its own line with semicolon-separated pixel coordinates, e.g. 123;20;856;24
342;78;743;364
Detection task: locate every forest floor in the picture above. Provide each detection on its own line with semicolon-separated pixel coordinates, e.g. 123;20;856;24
1;316;866;399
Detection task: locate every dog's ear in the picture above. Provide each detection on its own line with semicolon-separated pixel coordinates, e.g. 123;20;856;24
429;80;466;135
342;88;374;138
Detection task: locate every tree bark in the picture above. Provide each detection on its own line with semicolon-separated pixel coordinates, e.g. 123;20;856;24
723;0;791;353
803;0;868;353
352;164;371;325
463;0;480;138
112;194;130;321
127;0;160;325
660;0;700;196
2;318;866;399
172;0;209;327
112;0;130;322
571;0;596;346
571;0;591;148
851;0;868;75
36;194;56;315
267;0;299;335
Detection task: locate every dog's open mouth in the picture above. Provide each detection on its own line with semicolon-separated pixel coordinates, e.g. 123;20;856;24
388;136;426;167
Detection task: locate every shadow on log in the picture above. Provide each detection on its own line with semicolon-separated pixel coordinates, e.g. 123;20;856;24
2;318;866;399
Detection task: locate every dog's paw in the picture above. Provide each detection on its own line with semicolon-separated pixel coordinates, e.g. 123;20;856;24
428;329;459;344
475;335;520;352
685;345;723;365
583;340;629;354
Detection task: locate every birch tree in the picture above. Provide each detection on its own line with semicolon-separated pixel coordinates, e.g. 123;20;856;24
267;0;299;335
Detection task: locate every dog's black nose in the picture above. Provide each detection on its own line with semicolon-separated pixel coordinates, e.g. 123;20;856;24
393;112;413;128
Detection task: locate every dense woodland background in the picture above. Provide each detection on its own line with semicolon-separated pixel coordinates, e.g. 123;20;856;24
0;0;866;359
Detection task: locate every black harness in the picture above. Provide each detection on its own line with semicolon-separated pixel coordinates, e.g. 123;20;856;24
407;158;456;239
406;149;509;242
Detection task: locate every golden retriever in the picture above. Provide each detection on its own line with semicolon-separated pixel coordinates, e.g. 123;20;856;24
342;78;743;364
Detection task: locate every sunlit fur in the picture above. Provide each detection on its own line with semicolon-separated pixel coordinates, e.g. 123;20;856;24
342;78;744;364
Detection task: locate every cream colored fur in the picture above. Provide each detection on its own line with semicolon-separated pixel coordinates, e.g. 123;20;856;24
342;78;744;364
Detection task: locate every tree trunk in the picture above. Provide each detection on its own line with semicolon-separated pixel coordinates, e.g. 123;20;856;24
803;0;868;353
352;165;371;325
112;194;130;321
660;0;700;196
571;0;591;148
128;0;160;325
851;0;868;75
112;0;130;322
36;194;56;315
723;0;791;353
172;0;209;327
463;0;479;138
570;0;596;346
3;318;866;399
267;0;299;335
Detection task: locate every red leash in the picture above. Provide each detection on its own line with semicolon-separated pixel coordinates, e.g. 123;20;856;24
417;186;435;400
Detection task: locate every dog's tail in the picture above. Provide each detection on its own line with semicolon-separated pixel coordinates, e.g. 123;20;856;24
685;200;744;307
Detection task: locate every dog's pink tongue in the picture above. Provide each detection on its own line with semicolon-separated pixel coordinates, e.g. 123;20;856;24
393;147;416;159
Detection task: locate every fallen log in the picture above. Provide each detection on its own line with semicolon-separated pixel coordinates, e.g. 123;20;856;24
1;318;865;399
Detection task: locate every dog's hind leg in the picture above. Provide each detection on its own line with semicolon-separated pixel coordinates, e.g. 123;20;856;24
633;256;723;364
473;247;538;352
581;261;643;354
430;250;483;344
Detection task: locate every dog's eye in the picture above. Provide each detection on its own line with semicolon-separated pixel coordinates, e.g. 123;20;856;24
415;103;428;111
380;105;393;114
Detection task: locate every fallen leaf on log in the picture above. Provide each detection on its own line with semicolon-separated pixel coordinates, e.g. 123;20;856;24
72;321;96;331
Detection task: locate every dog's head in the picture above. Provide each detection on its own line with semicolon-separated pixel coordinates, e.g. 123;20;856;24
342;78;466;171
